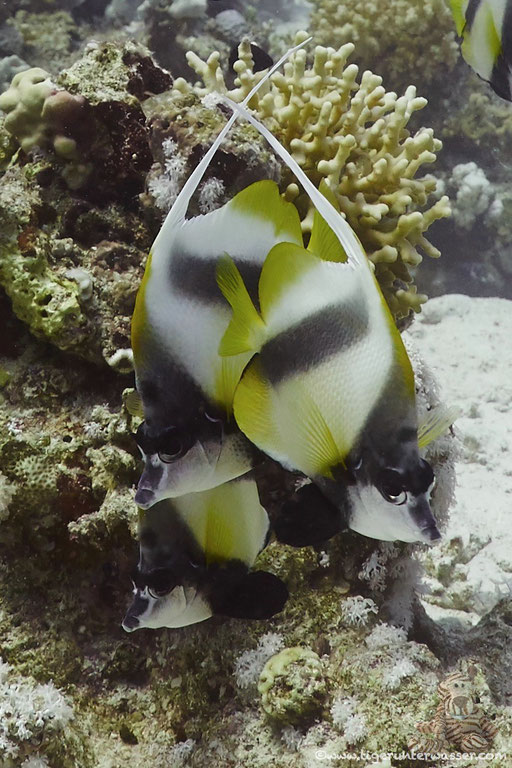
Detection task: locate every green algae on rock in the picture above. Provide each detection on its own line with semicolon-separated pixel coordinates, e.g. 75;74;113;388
0;42;173;363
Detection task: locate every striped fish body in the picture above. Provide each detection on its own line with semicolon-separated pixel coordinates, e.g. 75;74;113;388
450;0;512;100
131;181;303;506
132;180;303;423
122;475;288;631
218;200;440;544
218;215;416;482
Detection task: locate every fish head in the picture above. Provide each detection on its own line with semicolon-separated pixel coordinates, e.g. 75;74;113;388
122;534;211;631
122;580;212;631
348;456;440;544
133;417;224;507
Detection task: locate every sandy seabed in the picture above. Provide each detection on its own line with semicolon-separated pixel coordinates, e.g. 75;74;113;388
407;294;512;620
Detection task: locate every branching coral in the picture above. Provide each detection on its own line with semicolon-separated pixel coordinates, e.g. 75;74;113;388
176;35;450;318
309;0;458;94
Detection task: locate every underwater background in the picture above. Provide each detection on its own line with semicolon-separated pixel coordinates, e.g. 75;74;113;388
0;1;512;766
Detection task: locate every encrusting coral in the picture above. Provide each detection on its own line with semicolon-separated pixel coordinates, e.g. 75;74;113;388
258;647;327;724
0;41;171;364
309;0;459;94
175;33;450;319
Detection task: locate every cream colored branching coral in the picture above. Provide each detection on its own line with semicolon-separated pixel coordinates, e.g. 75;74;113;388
310;0;458;93
174;34;450;318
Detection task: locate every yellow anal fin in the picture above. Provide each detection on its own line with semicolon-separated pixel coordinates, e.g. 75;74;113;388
418;404;462;448
217;254;266;357
308;181;347;264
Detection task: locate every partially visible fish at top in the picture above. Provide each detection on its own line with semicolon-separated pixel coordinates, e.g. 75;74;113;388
450;0;512;100
216;100;457;545
129;38;310;509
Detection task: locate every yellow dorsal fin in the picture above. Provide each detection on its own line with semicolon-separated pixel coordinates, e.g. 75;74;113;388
216;254;266;356
229;179;303;244
418;404;461;448
308;181;347;264
125;388;144;418
258;241;318;318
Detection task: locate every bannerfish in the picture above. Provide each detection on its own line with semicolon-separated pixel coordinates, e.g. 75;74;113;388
215;99;455;545
130;38;310;509
122;475;288;631
450;0;512;100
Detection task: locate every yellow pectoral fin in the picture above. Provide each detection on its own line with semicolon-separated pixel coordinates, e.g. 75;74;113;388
216;254;266;357
308;181;348;264
234;357;343;479
125;388;144;418
258;241;318;318
214;352;253;414
285;378;342;478
204;477;269;566
177;478;269;566
233;357;282;453
418;404;462;448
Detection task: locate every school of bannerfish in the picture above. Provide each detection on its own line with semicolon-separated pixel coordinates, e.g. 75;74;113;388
122;36;464;633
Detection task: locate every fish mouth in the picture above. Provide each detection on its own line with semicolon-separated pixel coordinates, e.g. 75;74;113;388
420;523;442;544
121;614;140;632
135;487;156;509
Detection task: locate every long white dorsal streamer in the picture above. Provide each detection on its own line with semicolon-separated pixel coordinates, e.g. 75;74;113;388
153;36;313;252
222;96;364;270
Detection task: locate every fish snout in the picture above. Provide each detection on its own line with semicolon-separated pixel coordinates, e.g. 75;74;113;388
420;523;442;544
410;494;441;544
122;613;140;632
134;486;156;509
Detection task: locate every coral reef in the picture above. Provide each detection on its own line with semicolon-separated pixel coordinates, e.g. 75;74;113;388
0;6;510;766
0;657;88;766
177;35;450;318
0;42;172;364
309;0;458;94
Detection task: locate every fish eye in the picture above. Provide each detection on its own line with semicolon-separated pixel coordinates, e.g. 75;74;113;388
146;567;176;598
379;468;407;505
148;586;173;599
157;427;187;462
